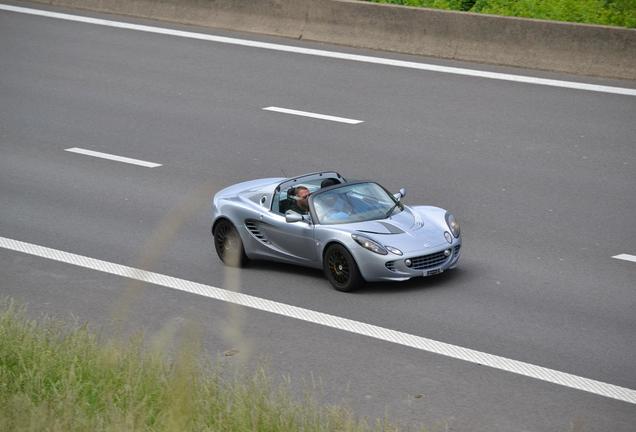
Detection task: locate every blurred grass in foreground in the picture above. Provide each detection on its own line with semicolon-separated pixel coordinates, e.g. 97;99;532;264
368;0;636;28
0;299;415;432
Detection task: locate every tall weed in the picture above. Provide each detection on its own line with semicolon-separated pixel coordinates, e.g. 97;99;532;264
0;300;414;432
369;0;636;27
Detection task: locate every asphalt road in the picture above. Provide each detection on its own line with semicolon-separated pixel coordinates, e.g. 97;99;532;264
1;3;635;431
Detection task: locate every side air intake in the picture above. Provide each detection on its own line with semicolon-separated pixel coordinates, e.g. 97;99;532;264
245;220;270;244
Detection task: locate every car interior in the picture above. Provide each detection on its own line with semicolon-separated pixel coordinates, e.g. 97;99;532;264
272;177;342;215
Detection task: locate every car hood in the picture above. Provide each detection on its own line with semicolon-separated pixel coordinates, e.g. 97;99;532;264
338;206;449;252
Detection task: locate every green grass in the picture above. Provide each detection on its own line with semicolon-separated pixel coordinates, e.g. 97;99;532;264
367;0;636;28
0;299;416;432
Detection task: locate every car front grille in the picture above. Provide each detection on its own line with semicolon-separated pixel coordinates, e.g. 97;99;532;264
410;250;450;270
386;245;460;273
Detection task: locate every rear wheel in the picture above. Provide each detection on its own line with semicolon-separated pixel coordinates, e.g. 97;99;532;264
323;244;364;292
213;219;247;267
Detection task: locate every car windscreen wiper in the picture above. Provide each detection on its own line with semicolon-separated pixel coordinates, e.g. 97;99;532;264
384;201;402;219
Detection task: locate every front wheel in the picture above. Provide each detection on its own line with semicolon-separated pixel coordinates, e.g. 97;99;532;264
323;244;364;292
213;219;247;267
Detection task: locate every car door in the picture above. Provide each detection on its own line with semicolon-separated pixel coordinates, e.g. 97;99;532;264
258;211;317;265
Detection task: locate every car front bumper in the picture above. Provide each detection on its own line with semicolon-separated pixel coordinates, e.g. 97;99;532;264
353;240;462;282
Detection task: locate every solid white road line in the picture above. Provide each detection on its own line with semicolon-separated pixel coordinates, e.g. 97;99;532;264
1;235;635;405
65;147;161;168
2;4;635;97
612;254;636;263
263;107;363;124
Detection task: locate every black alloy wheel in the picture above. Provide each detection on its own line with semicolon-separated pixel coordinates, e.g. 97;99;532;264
323;244;364;292
213;219;247;267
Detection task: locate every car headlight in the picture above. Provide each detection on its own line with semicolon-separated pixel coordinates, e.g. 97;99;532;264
351;234;388;255
385;246;403;256
445;212;460;238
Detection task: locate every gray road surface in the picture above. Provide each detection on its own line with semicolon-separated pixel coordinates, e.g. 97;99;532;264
1;3;635;431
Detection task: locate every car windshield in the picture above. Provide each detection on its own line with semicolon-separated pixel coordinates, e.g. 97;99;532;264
312;182;401;225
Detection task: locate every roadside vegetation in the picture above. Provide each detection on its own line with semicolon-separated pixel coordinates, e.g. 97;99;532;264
367;0;636;28
0;299;414;432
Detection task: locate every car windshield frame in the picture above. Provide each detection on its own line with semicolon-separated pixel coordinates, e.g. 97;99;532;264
308;181;402;225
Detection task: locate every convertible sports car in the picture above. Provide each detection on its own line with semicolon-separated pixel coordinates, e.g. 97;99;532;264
211;171;461;291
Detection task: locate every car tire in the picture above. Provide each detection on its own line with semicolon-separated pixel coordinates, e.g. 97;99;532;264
323;244;364;292
213;219;247;267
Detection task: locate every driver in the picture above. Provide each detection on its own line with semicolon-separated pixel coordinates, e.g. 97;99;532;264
288;185;310;214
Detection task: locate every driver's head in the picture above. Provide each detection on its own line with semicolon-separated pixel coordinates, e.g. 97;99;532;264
295;186;310;210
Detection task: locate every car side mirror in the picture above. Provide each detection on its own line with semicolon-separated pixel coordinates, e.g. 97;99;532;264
285;211;304;223
394;188;406;201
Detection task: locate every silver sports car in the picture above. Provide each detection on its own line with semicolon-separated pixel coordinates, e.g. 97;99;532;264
211;171;462;291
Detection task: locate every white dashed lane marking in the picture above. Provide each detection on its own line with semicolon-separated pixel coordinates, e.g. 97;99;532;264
1;235;635;405
612;254;636;263
262;107;363;124
65;148;162;168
